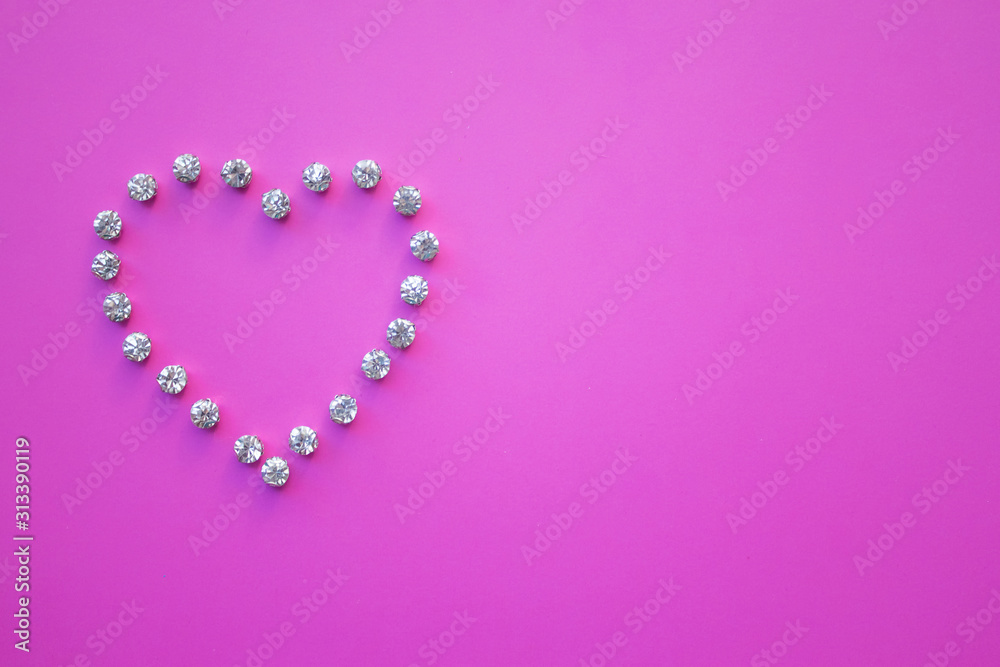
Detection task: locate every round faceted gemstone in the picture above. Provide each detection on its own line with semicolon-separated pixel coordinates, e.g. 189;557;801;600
352;159;381;189
156;365;187;394
329;394;358;424
362;349;391;380
127;173;157;201
234;435;263;464
190;398;219;428
173;154;201;183
302;162;332;192
122;332;151;362
261;456;289;487
289;426;318;455
393;186;422;216
94;210;122;240
262;188;291;219
92;250;121;280
103;292;132;322
221;159;252;188
386;318;416;349
410;230;439;262
400;275;428;305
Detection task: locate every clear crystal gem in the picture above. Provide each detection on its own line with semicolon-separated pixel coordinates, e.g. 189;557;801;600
387;318;416;349
362;349;391;380
410;230;439;261
123;332;151;362
94;210;122;240
393;186;422;216
352;159;381;189
157;365;187;394
190;398;219;428
289;426;318;455
173;154;201;183
400;275;428;305
103;292;132;322
235;435;263;464
262;188;291;219
221;159;252;188
92;250;121;280
127;174;157;202
261;456;289;487
329;395;358;424
302;162;332;192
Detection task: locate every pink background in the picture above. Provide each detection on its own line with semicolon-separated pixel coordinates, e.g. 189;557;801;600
2;0;999;665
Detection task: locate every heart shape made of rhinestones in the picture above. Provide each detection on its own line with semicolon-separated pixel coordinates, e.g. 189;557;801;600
91;155;442;489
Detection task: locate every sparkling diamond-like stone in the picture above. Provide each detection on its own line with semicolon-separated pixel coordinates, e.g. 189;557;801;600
352;159;381;189
235;435;263;464
400;275;428;305
190;398;219;428
362;349;391;380
157;365;187;394
262;188;291;219
261;456;289;487
123;332;151;362
103;292;132;322
410;230;439;261
94;210;122;240
289;426;318;455
329;394;358;424
393;186;422;216
173;154;201;183
302;162;332;192
92;250;121;280
387;318;416;349
127;173;157;201
221;159;252;188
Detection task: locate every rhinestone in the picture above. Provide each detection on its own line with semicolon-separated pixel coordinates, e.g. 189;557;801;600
103;292;132;322
352;159;381;189
302;162;332;192
173;154;201;183
221;159;252;188
235;435;263;464
329;395;358;424
127;173;157;202
190;398;219;428
262;188;291;219
362;349;391;380
122;332;151;362
393;186;422;216
400;275;428;305
289;426;318;455
387;318;416;349
261;457;289;487
92;250;121;280
410;230;439;261
156;365;187;394
94;210;122;240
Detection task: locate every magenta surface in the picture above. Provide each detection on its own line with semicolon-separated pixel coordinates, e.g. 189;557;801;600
2;1;1000;665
